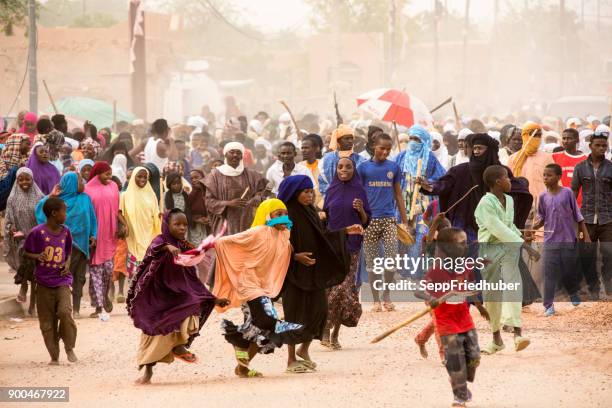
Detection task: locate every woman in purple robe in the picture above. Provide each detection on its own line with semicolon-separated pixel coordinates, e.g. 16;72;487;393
26;143;61;195
127;209;229;385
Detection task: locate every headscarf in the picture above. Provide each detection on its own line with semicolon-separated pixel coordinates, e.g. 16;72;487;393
19;112;37;142
579;129;593;155
5;167;44;236
26;143;61;195
143;162;161;202
277;174;314;204
35;172;98;257
323;159;370;252
81;137;102;157
251;198;288;227
78;159;95;172
164;171;190;221
217;141;245;177
402;125;432;176
84;165;119;265
512;121;542;176
430;130;449;169
0;133;29;179
329;124;353;152
89;161;112;181
111;153;128;184
44;130;65;161
254;137;272;152
120;166;161;261
468;133;501;195
281;175;348;291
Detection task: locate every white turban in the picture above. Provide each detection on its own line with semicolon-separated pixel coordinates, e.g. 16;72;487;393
458;128;473;140
223;141;245;155
187;115;207;130
254;137;272;152
249;119;263;135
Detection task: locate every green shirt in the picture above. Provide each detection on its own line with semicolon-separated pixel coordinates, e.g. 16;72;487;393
475;193;523;243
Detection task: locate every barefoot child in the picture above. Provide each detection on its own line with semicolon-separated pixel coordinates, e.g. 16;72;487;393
475;165;538;355
532;163;590;316
24;197;78;365
213;198;305;378
416;227;489;408
127;209;229;385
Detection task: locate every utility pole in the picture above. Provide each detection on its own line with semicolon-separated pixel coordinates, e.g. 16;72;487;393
433;0;440;99
129;0;147;120
388;0;397;87
560;0;565;96
331;0;341;91
461;0;470;97
28;0;37;113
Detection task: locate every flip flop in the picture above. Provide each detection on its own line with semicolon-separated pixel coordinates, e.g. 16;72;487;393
514;336;530;352
173;351;198;363
285;361;310;374
297;359;317;370
331;342;342;350
320;340;333;349
481;342;505;355
235;366;264;378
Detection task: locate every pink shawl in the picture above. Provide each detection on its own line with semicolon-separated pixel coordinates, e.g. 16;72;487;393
85;175;120;265
19;112;38;143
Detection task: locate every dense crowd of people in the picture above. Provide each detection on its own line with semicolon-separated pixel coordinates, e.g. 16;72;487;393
1;105;610;407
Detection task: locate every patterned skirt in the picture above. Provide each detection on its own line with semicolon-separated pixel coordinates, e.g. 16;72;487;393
327;251;362;328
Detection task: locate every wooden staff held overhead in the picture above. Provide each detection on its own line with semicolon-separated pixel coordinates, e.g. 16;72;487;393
279;100;303;141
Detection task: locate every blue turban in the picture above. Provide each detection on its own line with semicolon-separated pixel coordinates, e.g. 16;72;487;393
277;175;314;203
402;125;432;176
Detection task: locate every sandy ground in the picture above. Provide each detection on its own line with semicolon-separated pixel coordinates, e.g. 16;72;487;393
0;298;610;408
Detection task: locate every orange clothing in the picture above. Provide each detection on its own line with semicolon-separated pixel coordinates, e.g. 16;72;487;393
213;225;291;311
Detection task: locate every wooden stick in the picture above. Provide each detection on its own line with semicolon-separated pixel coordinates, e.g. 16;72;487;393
43;80;58;114
240;186;250;199
409;158;423;220
441;185;480;215
370;290;479;343
392;120;401;153
452;101;461;129
279;100;303;140
430;96;452;114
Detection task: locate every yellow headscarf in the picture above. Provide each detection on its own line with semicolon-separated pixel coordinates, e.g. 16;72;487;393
328;124;354;152
512;121;542;176
251;198;287;228
120;166;161;261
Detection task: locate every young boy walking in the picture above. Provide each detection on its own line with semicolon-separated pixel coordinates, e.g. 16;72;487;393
475;165;538;355
532;163;590;316
357;133;409;312
24;197;78;365
417;227;489;407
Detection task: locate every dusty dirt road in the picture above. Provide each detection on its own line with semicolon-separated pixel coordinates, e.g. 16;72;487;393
1;300;610;408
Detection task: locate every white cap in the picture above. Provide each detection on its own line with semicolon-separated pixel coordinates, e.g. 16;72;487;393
132;119;145;126
586;115;600;124
457;128;473;140
566;117;580;128
488;130;500;142
594;124;610;137
443;123;456;133
279;112;291;123
187;115;207;130
249;119;263;135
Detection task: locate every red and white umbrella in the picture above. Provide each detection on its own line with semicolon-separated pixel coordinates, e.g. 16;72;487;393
356;88;433;128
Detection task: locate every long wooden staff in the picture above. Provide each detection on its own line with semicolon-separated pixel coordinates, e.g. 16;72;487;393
392;120;401;153
452;101;461;129
43;80;58;114
240;186;250;199
430;96;452;114
409;158;423;221
371;290;479;343
279;100;303;140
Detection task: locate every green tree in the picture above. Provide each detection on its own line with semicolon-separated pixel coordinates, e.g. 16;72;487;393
0;0;27;35
304;0;408;33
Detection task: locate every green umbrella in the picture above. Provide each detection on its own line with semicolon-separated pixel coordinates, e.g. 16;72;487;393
49;96;136;129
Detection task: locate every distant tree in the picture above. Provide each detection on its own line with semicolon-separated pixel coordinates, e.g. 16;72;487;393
0;0;28;35
304;0;408;33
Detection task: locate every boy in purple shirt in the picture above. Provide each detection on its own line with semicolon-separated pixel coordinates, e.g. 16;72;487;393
533;163;591;317
24;197;78;365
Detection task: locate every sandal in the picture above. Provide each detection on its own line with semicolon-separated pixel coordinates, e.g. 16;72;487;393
371;302;382;312
481;342;505;355
89;312;99;318
320;340;333;349
383;301;396;312
514;336;530;352
173;351;198;363
116;295;126;303
235;365;264;378
331;342;342;350
285;361;310;374
297;359;317;370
